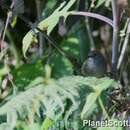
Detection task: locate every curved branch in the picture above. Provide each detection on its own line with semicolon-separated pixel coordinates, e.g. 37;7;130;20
69;11;113;27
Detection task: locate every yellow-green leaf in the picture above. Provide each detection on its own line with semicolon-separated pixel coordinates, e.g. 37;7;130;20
22;30;38;58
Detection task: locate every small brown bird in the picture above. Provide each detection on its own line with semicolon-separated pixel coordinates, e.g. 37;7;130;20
81;50;107;78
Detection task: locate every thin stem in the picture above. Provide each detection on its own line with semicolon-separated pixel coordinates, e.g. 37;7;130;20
111;0;119;78
0;1;15;51
98;97;110;119
6;30;20;67
117;19;130;69
36;27;66;57
69;11;113;27
35;0;44;57
85;18;95;50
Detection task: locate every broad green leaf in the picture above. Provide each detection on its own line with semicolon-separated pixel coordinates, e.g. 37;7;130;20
38;0;76;35
67;22;90;62
25;77;44;89
61;37;80;58
11;61;44;90
93;78;115;92
50;54;73;78
81;92;98;119
46;16;59;35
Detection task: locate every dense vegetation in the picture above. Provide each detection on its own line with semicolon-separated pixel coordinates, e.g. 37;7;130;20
0;0;130;130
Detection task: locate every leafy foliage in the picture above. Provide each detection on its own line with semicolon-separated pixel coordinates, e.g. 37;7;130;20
50;53;73;78
22;0;76;57
0;76;116;130
11;61;44;90
0;0;130;130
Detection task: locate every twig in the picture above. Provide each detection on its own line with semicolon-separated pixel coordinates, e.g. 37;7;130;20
117;19;130;69
36;27;66;57
0;1;15;51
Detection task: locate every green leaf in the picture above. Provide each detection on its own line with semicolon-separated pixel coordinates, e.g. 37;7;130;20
0;123;13;130
24;123;40;130
93;78;116;92
61;37;80;58
11;61;44;90
81;92;98;119
95;0;106;8
41;118;54;130
38;0;76;35
67;22;90;62
43;0;57;13
11;16;18;28
22;30;38;58
7;109;17;129
50;54;73;78
0;65;10;77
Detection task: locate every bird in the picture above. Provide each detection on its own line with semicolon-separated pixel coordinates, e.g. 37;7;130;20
81;50;107;78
